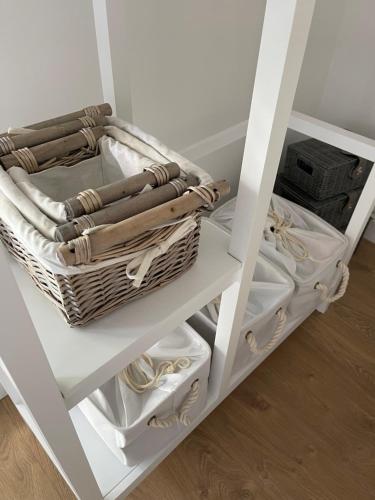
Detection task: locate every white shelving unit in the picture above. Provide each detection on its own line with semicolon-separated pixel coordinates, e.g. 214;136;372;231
1;1;374;498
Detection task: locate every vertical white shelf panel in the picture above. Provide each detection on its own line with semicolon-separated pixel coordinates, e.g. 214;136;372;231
210;0;316;397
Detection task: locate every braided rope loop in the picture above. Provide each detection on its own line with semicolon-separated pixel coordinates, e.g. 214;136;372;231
246;308;287;354
178;380;200;426
315;261;350;304
148;379;200;429
0;136;16;155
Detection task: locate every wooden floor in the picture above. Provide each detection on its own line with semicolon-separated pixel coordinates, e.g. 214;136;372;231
0;239;374;500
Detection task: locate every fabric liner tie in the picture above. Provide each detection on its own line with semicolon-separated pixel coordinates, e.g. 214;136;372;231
126;217;197;287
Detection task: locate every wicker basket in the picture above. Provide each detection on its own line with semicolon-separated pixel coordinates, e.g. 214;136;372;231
0;217;200;326
276;175;361;230
284;139;372;200
0;115;213;326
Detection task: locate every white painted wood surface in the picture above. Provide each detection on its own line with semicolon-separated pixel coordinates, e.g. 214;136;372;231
210;0;316;397
0;245;102;500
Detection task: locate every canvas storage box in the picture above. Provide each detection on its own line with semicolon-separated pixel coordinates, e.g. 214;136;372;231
210;195;349;317
79;322;211;466
276;175;361;230
0;113;214;326
189;251;294;377
284;138;372;200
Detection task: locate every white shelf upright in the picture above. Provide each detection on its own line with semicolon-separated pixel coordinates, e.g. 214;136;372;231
0;1;316;498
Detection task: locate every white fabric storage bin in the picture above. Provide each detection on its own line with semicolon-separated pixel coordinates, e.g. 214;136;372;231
79;323;210;466
188;253;294;374
210;195;349;317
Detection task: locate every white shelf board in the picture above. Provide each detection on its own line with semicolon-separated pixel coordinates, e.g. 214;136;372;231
9;219;240;410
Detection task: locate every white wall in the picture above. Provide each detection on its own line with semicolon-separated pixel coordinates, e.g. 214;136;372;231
108;0;266;151
0;0;103;131
105;0;358;192
317;0;375;139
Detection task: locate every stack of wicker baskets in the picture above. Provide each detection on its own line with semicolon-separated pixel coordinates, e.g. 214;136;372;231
0;103;228;326
277;138;373;230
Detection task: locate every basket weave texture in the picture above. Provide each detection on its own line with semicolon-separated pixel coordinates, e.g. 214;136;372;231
284;139;372;200
276;175;361;230
0;215;201;326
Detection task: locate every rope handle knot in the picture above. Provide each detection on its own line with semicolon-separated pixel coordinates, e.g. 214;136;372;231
314;260;349;304
245;308;287;354
119;353;192;394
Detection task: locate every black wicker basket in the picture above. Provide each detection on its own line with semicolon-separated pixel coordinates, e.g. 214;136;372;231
284;139;372;200
276;175;361;230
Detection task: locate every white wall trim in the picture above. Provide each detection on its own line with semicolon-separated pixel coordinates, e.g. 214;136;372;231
180;121;247;162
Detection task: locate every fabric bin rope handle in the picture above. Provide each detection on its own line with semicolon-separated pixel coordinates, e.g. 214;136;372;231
147;379;200;429
314;260;350;304
245;308;287;354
